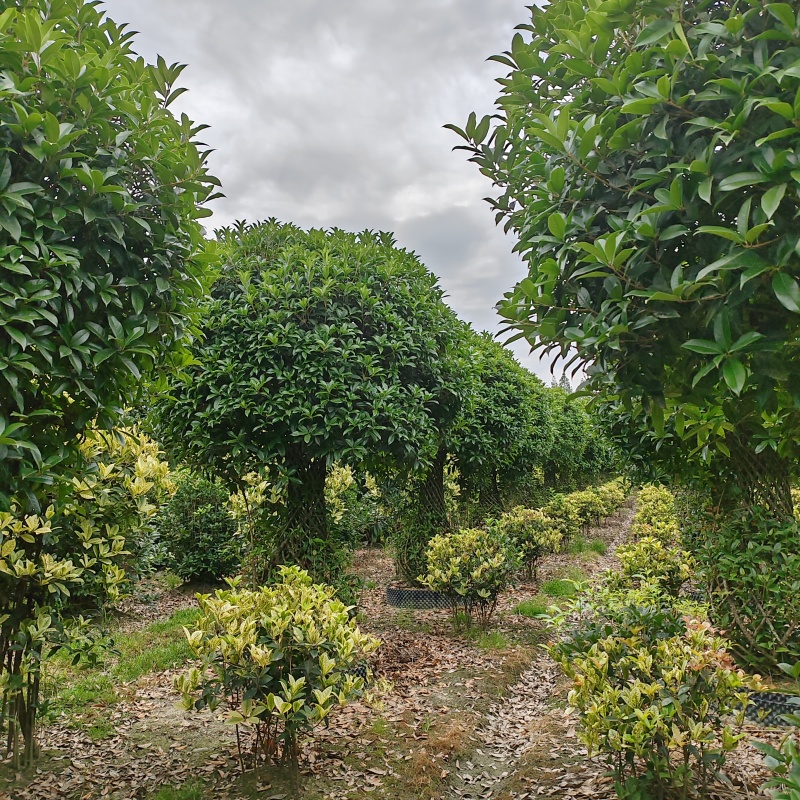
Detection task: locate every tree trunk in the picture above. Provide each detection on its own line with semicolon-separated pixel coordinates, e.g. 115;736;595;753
280;455;329;579
418;445;448;528
725;438;794;519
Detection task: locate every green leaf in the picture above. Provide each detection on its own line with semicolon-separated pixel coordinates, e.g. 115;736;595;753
761;184;787;220
772;273;800;312
635;19;676;47
547;212;567;239
722;358;747;395
651;403;665;437
766;3;797;30
695;226;742;243
682;339;723;354
718;172;768;192
729;331;764;352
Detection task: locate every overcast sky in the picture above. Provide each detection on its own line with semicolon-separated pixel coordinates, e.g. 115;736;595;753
103;0;557;379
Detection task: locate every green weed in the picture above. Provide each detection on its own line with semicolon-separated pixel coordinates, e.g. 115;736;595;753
149;780;205;800
541;578;581;598
472;630;509;650
567;537;607;556
515;596;549;617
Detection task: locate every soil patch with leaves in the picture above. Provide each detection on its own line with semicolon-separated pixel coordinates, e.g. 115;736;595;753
1;502;786;799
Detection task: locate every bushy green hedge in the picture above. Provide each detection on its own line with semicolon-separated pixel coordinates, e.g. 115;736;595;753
156;474;240;583
549;580;760;800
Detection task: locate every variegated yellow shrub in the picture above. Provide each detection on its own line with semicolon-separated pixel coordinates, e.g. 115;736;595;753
175;566;380;772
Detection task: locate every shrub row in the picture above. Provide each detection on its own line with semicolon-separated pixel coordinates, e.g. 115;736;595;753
419;479;628;627
548;574;760;799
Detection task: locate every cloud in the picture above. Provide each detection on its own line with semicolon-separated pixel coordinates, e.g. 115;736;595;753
102;0;557;379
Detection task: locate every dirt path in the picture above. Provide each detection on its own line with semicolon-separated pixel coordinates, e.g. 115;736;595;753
446;503;635;799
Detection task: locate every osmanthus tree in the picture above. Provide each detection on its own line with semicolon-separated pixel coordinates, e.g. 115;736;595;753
451;330;555;512
0;0;219;764
154;220;464;580
0;0;220;509
450;0;800;664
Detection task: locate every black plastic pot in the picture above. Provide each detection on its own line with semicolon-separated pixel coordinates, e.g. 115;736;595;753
385;586;452;610
745;691;800;727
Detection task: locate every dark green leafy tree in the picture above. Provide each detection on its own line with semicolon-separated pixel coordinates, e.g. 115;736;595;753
0;0;218;764
545;389;616;491
0;0;220;509
154;220;463;580
450;0;800;663
451;330;554;512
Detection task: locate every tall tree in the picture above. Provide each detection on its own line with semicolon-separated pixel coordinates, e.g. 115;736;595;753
450;0;800;664
0;0;218;764
0;0;219;509
154;220;463;579
451;331;554;512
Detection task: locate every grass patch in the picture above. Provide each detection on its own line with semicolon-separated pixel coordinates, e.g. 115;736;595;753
469;629;509;650
567;536;607;556
46;606;201;725
515;596;550;618
541;577;582;598
149;780;205;800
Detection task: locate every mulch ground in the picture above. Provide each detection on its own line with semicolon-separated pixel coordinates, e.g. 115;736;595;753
0;501;790;799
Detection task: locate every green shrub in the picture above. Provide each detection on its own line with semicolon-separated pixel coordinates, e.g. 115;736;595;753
543;493;582;540
420;527;517;628
550;583;761;800
699;512;800;668
631;485;679;543
495;506;561;578
570;489;608;527
594;479;628;516
156;474;240;583
176;566;380;773
611;537;694;597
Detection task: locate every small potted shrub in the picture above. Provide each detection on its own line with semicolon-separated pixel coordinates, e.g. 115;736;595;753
419;527;517;628
175;565;380;776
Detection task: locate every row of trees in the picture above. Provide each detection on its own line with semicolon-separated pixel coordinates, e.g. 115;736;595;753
152;219;614;584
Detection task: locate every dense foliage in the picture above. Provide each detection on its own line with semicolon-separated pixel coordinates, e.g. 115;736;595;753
156;473;240;583
154;220;463;581
451;0;800;515
451;332;554;512
494;506;561;578
550;580;760;800
0;0;219;509
176;566;380;773
420;527;517;627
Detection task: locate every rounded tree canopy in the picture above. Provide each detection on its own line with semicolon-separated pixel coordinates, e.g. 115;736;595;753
154;220;464;485
451;330;553;496
452;0;800;501
0;0;220;506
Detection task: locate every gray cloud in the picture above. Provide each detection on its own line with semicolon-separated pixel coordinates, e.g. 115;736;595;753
103;0;559;380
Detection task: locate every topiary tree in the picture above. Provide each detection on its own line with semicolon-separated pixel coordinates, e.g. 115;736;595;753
450;331;555;514
0;0;218;764
0;0;219;509
156;473;240;583
450;0;800;664
154;220;463;581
